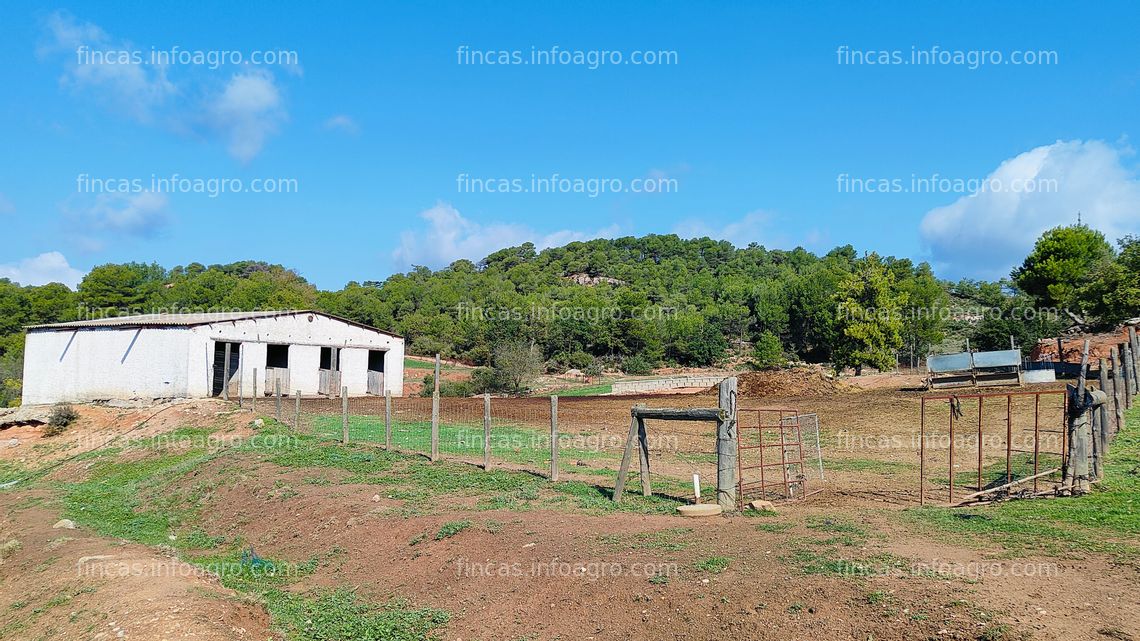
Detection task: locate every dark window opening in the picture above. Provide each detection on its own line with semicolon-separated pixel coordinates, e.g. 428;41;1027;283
211;341;241;397
266;344;289;368
319;346;342;370
367;349;385;372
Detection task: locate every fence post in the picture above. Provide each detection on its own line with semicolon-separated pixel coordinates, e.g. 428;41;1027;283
341;386;349;445
385;391;392;450
431;390;440;462
294;390;301;430
222;343;231;402
1097;358;1110;459
716;377;738;511
1110;348;1125;436
275;378;282;421
252;368;257;413
1125;345;1136;409
550;395;559;482
1131;327;1139;386
237;349;244;408
483;393;491;470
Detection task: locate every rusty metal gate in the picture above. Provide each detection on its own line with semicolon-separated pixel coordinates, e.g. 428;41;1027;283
737;407;809;503
919;390;1068;505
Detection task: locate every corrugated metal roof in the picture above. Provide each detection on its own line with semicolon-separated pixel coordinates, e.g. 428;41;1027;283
26;309;402;338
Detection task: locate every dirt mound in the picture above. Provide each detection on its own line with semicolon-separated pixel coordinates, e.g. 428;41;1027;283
732;367;849;397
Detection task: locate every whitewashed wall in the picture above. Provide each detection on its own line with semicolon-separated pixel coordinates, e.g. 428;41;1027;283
22;327;195;404
22;312;405;404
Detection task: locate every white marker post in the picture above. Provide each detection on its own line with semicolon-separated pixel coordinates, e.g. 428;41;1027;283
692;473;701;504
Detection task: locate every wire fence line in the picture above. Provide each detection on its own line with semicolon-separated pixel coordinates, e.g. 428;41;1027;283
260;388;820;496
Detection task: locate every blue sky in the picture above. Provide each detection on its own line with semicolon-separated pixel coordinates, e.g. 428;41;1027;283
1;1;1139;289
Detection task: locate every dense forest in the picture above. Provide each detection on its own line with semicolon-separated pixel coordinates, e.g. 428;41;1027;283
2;227;1137;404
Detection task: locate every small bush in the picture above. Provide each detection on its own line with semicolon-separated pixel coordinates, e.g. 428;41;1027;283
750;332;786;369
45;403;79;436
621;355;654;376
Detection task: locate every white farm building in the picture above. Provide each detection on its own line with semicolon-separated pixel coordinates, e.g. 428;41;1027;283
21;310;405;405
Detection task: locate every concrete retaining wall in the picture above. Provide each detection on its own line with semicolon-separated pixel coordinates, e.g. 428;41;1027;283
611;375;729;394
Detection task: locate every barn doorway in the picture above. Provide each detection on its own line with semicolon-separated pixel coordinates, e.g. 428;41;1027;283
318;346;342;395
265;344;290;395
367;349;386;395
211;341;241;397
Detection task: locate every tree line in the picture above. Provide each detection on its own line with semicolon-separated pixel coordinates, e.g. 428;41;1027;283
1;228;1136;403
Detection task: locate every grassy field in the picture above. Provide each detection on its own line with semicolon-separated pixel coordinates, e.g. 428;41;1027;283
904;404;1140;559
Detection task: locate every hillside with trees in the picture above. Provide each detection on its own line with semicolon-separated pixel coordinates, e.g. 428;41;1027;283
1;229;1137;404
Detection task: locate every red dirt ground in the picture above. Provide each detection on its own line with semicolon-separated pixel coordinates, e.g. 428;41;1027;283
1;376;1136;640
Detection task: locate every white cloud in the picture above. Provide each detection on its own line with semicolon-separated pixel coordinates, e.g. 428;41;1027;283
0;252;84;287
40;11;176;123
206;71;286;162
392;202;621;269
323;114;359;135
674;210;775;243
64;191;172;249
920;139;1140;279
39;11;288;161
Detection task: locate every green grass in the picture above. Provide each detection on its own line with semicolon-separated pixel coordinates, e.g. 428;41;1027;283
435;520;472;540
266;589;448;641
404;358;466;371
695;556;731;573
549;383;614;397
903;405;1140;559
825;458;917;473
312;416;619;467
598;527;692;552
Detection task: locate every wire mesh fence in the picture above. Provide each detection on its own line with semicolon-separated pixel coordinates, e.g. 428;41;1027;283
240;380;837;507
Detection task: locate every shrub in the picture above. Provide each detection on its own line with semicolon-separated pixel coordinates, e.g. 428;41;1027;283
750;332;786;369
621;355;654;376
45;402;79;436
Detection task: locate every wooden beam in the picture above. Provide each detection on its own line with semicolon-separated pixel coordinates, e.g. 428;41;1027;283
631;406;724;421
612;416;639;503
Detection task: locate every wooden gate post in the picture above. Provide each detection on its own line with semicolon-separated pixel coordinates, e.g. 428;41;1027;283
613;413;640;503
637;416;651;496
275;379;282;421
252;368;257;413
716;377;739;511
294;390;301;430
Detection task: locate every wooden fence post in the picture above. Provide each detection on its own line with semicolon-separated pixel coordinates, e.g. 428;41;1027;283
550;395;560;482
613;412;640;503
637;416;651;496
483;393;491;470
385;391;392;450
1097;358;1110;459
431;389;440;462
275;379;282;421
237;349;244;409
222;343;231;401
252;368;257;413
341;386;349;445
294;390;301;430
1125;345;1136;409
716;377;739;511
1131;327;1140;386
1110;348;1125;436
